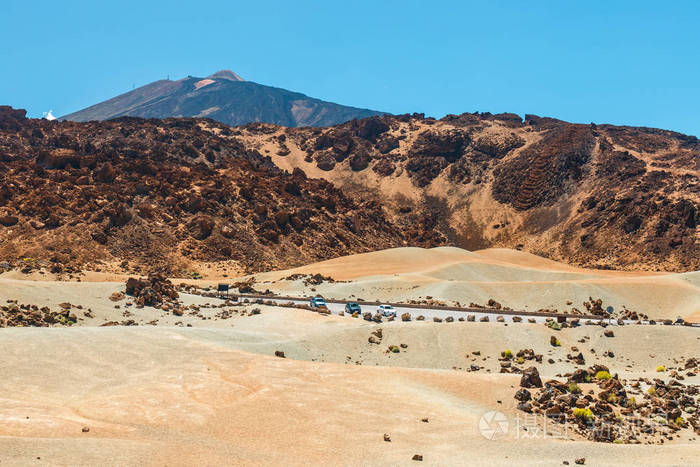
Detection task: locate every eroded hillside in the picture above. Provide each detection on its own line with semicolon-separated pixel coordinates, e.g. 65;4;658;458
0;106;697;274
0;107;428;274
234;112;699;271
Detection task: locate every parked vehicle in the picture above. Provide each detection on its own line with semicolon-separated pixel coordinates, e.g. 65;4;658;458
345;302;362;314
309;296;327;308
377;304;396;317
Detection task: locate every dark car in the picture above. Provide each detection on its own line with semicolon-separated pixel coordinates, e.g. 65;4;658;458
345;302;361;314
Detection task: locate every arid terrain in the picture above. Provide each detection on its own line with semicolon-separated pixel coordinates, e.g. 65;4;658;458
0;106;698;466
237;113;699;272
1;107;697;277
1;246;698;465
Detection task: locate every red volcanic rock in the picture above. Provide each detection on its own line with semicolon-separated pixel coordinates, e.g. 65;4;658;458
0;106;27;131
189;216;215;240
520;367;543;388
353;116;389;142
349;153;371;171
0;215;18;227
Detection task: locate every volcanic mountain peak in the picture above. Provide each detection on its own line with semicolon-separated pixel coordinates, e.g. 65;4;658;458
61;71;383;127
207;69;244;81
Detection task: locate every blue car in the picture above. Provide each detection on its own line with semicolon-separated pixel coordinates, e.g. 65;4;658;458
345;302;362;314
309;296;327;309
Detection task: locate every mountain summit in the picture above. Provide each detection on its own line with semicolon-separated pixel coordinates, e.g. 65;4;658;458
61;71;383;127
207;69;244;81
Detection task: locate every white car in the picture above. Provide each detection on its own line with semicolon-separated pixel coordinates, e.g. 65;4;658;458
377;304;396;317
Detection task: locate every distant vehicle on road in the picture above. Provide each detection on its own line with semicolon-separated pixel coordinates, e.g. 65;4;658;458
377;304;396;317
345;302;361;314
675;317;685;325
309;296;327;308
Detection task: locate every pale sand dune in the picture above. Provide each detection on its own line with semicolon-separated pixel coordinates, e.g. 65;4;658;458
253;247;700;321
1;248;698;465
1;323;698;466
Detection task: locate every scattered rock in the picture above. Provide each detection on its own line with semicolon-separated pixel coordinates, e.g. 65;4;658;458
515;388;532;401
520;367;543;388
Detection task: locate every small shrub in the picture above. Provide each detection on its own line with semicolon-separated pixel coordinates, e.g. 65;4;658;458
595;370;611;380
655;365;666;372
607;393;618;404
573;408;594;422
516;356;525;365
653;416;668;426
612;439;625;444
647;387;657;396
675;416;687;427
626;397;637;409
568;383;582;394
584;375;592;383
502;349;513;359
548;321;561;331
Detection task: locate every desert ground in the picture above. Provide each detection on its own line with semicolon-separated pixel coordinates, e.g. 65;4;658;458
1;247;698;466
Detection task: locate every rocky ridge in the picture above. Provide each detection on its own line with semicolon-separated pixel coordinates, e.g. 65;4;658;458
0;107;427;274
238;112;699;271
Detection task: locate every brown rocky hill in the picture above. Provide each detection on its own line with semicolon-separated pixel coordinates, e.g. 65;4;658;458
234;113;698;272
0;106;431;275
1;106;697;274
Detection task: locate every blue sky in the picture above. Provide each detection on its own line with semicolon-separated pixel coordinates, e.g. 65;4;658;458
2;0;699;135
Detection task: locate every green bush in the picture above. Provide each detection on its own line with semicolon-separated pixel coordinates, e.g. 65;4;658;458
647;387;657;396
573;408;594;422
612;439;625;444
568;383;582;394
502;349;513;359
607;393;618;404
655;365;666;372
675;416;687;427
595;370;611;380
626;397;637;409
548;321;561;331
516;356;525;365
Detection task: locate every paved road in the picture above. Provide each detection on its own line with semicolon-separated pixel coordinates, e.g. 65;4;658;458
202;293;696;327
232;296;577;324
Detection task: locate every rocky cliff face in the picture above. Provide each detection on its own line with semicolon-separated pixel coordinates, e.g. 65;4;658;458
0;107;434;274
235;112;699;272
